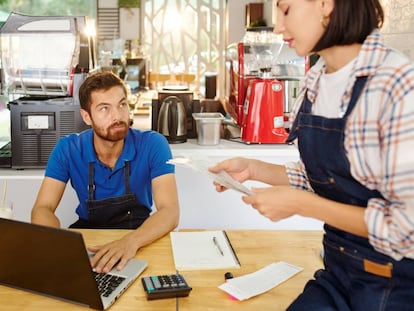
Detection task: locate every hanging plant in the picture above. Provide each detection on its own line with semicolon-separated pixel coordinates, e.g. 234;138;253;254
249;19;267;27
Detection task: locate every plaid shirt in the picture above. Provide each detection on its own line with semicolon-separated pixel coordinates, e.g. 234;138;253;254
286;29;414;260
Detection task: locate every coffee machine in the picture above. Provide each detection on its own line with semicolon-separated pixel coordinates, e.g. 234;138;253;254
241;28;287;144
226;27;307;144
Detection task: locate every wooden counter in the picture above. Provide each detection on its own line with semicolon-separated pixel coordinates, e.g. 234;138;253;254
0;229;324;310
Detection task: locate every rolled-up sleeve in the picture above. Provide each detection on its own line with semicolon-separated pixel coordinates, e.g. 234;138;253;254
285;160;313;192
365;197;414;260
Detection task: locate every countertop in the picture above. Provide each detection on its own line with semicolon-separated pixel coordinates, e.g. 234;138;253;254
171;138;298;157
0;139;299;178
133;114;299;158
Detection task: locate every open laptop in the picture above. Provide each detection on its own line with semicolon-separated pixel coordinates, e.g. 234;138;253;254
0;218;148;309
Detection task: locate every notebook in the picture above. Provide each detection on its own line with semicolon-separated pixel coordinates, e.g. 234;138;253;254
170;230;241;270
0;218;148;310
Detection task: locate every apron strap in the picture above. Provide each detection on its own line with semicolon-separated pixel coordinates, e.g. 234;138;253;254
124;161;131;194
343;76;368;117
88;162;95;200
286;76;368;143
286;90;309;143
88;161;132;200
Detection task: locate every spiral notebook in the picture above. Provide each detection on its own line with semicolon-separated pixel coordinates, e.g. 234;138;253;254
170;230;240;271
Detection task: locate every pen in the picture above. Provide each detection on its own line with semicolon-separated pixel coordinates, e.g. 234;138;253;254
213;236;224;256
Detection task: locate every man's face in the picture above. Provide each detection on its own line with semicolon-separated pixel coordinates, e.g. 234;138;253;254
81;86;131;142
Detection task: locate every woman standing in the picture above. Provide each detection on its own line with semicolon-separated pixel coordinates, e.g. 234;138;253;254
210;0;414;309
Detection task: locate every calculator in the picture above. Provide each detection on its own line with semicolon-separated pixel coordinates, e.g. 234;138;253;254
141;274;192;300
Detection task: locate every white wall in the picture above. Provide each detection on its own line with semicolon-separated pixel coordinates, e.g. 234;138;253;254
1;162;323;231
174;156;323;231
381;0;414;59
0;140;323;231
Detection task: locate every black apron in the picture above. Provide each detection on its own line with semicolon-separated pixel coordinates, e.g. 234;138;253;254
70;161;150;229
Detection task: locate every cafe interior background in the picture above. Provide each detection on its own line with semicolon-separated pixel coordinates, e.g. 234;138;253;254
0;0;412;229
0;0;412;143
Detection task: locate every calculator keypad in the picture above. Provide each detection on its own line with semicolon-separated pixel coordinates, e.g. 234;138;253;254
141;274;192;300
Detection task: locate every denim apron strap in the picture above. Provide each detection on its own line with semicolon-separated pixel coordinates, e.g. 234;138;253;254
71;161;150;229
88;162;95;200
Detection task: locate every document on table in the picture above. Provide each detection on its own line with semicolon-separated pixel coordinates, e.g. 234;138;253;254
170;230;241;271
218;261;303;301
167;156;253;196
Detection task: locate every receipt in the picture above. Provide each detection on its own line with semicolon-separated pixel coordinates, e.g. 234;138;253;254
167;157;253;196
218;261;303;301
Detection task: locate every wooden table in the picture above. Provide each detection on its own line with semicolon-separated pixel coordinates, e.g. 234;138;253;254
0;229;323;310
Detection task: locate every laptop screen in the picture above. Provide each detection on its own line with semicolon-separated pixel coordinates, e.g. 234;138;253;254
0;218;104;309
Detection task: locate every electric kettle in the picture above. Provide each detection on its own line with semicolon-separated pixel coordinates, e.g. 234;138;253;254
157;95;187;143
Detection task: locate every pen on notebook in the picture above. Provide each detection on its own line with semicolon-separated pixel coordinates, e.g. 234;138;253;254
213;236;224;256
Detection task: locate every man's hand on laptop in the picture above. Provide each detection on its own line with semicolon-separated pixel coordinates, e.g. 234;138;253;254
87;235;139;273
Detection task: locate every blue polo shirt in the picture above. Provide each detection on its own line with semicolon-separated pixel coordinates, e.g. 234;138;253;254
45;128;174;220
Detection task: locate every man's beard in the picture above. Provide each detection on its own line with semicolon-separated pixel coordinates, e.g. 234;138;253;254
93;121;129;142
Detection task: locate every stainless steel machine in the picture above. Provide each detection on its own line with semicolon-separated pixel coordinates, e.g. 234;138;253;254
226;27;308;141
0;13;96;168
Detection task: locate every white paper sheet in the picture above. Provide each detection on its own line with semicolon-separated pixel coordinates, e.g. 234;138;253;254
218;261;303;301
167;156;253;196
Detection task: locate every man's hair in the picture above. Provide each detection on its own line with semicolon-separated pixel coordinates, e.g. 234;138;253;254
313;0;384;52
78;71;128;113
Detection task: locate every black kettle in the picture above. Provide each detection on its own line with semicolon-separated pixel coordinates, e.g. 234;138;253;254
157;95;187;143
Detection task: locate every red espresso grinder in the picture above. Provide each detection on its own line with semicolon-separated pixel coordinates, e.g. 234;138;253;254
241;41;288;144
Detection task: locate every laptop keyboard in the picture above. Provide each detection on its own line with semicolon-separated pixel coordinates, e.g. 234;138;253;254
94;272;126;297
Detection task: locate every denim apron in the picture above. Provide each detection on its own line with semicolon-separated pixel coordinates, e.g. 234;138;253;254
285;77;414;310
70;161;150;229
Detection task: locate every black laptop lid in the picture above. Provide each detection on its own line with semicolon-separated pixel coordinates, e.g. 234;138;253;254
0;218;103;309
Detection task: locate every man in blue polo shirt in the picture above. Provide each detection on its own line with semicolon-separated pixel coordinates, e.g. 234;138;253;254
31;71;179;273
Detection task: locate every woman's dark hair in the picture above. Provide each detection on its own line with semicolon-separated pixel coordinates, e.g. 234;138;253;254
78;71;127;113
313;0;384;52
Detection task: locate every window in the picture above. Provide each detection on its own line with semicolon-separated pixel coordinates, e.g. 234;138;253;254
0;0;95;25
0;0;228;97
142;0;226;97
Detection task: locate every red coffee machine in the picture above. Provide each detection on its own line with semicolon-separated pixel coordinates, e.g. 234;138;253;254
226;27;308;144
240;29;288;144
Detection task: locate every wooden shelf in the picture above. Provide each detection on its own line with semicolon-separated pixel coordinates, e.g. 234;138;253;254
245;3;263;27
